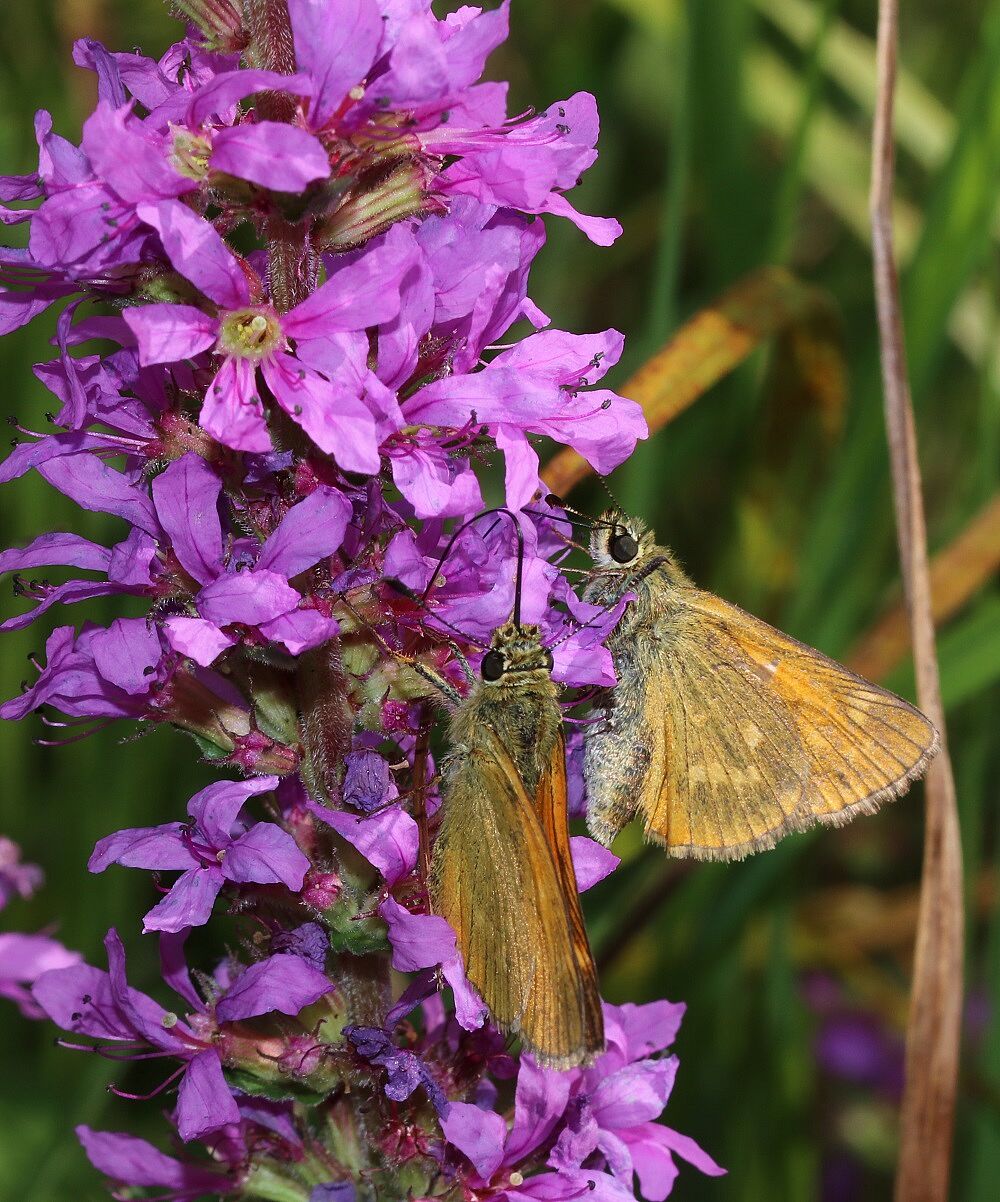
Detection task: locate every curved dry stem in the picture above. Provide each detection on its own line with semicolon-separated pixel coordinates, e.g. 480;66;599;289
871;4;964;1199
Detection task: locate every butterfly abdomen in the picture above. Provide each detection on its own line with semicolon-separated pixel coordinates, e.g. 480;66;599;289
584;640;659;847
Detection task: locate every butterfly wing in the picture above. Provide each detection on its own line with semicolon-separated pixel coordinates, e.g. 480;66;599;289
432;727;603;1068
588;588;938;860
533;727;604;1058
689;590;939;825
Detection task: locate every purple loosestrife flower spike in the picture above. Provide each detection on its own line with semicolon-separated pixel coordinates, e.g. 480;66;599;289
0;2;723;1198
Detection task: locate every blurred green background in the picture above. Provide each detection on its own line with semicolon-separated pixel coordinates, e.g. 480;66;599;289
1;0;999;1198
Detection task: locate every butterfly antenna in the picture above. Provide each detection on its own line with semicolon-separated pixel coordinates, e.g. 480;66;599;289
595;474;624;510
336;593;468;702
543;599;624;653
419;506;526;631
542;494;620;531
542;560;664;653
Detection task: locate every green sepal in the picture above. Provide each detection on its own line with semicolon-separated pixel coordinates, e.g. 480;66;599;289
185;729;234;760
325;903;390;957
223;1066;329;1108
241;1162;312;1202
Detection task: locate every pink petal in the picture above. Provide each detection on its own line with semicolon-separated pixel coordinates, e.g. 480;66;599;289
163;616;235;667
77;1127;220;1191
215;953;332;1023
570;838;620;891
151;454;224;585
175;1050;240;1142
283;224;414;337
258;608;340;654
256;485;353;577
142;866;224;933
223;823;310;889
123;303;217;365
200;357;271;453
197;568;300;626
210;122;331;191
261;352;380;473
317;807;418;886
137;199;250;309
442;957;488;1031
440;1101;507;1182
289;0;383;129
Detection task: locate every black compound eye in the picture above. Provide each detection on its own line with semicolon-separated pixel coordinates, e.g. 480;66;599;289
481;650;505;681
609;531;639;564
541;649;554;672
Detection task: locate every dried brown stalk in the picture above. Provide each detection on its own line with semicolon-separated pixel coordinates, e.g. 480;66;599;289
541;266;842;495
871;3;964;1199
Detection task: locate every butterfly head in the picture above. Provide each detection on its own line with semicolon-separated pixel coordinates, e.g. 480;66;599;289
589;510;658;571
480;621;554;685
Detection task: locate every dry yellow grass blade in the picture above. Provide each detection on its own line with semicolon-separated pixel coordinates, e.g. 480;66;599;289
871;3;964;1199
847;491;1000;681
541;266;843;495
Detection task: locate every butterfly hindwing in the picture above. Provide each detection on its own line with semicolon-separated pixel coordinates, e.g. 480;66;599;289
638;609;809;858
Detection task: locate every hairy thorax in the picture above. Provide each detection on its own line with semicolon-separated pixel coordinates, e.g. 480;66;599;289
449;669;560;795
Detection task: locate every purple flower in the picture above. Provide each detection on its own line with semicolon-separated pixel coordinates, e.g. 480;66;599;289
271;921;329;971
1;449;350;661
345;1024;448;1113
1;621;169;722
407;329;646;510
547;1003;726;1200
311;1185;356;1202
214;952;332;1023
380;897;487;1033
0;932;82;1019
283;1;619;245
342;750;400;814
441;1002;724;1200
429;92;623;246
815;1014;905;1102
0;837;43;908
34;929;332;1141
153;453;350;663
0;3;713;1196
88;776;308;933
124;200;414;467
77;1126;235;1200
23;68;321;276
34;928;239;1142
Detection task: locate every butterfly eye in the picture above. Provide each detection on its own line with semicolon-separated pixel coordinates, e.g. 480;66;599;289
609;532;639;564
481;650;506;681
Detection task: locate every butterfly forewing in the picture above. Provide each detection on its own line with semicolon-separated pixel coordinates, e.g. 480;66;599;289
588;579;939;860
432;727;603;1068
639;628;811;858
689;592;939;826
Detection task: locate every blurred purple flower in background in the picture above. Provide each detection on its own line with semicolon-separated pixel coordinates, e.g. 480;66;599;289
0;838;80;1018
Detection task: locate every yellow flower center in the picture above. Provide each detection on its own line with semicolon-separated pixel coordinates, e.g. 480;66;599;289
218;307;283;361
168;126;212;181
